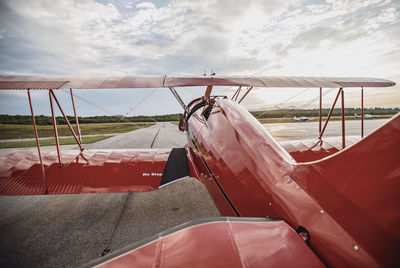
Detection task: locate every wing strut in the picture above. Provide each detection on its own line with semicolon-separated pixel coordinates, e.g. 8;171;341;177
49;90;63;166
361;87;364;138
205;85;213;98
341;89;345;149
70;88;82;144
169;87;189;113
238;87;254;103
319;88;322;134
27;89;48;193
50;89;84;151
319;88;343;140
232;86;242;101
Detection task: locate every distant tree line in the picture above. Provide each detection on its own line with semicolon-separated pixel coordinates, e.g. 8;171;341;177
250;107;400;118
0;114;180;125
0;107;398;125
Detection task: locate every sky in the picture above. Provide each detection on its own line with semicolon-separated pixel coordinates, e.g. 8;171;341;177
0;0;399;116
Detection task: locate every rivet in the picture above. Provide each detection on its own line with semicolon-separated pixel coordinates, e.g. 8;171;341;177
287;178;291;183
268;203;272;206
320;210;324;214
296;185;300;190
354;245;359;251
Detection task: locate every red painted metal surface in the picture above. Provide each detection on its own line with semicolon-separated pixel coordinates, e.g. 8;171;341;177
279;136;360;163
1;81;398;267
293;114;400;267
96;220;324;268
186;99;399;267
0;149;171;195
0;75;395;90
186;146;238;217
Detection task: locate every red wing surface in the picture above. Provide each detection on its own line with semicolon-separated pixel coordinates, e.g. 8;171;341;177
279;136;361;162
0;148;190;195
84;218;325;268
0;75;395;89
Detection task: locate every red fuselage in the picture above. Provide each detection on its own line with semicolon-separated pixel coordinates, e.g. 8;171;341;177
185;98;400;267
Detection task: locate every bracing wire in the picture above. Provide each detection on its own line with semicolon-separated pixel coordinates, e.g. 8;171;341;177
60;89;114;115
269;87;337;126
255;88;311;119
119;88;159;122
59;89;155;126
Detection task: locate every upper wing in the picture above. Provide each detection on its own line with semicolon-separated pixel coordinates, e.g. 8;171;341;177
0;148;190;195
0;75;395;89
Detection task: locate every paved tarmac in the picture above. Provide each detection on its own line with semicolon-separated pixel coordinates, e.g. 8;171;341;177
0;122;220;268
85;122;187;149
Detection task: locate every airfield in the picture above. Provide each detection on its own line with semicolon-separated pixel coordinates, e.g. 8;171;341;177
0;119;390;267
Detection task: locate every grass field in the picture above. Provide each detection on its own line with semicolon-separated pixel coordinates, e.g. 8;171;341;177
0;115;394;148
0;122;155;140
0;136;110;149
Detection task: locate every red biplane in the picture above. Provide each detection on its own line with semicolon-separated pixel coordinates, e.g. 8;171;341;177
0;75;399;267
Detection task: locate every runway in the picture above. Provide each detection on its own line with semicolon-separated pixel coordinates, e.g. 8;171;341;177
263;118;389;141
0;122;219;268
85;122;187;149
0;119;391;267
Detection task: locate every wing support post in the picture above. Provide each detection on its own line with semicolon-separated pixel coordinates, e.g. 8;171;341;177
205;85;213;99
27;89;48;193
341;89;345;149
231;86;254;103
232;86;242;101
319;87;322;134
49;89;84;151
318;88;343;141
238;86;254;103
70;88;82;144
361;87;364;138
49;90;63;166
201;85;214;114
169;87;189;113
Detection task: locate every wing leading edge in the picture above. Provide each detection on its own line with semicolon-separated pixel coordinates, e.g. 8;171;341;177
0;75;395;90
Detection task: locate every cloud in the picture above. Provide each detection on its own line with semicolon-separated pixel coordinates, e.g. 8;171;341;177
0;0;300;75
136;1;156;9
0;0;399;115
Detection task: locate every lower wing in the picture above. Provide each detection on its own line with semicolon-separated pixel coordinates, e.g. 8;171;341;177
83;217;324;267
0;148;190;195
